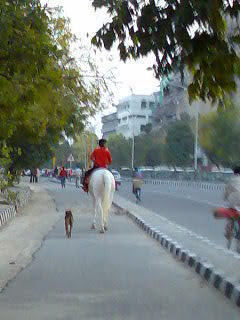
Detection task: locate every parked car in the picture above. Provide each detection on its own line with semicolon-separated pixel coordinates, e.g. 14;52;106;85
112;170;121;183
111;170;122;190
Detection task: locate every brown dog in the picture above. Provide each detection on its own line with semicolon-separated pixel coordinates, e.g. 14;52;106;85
65;210;73;239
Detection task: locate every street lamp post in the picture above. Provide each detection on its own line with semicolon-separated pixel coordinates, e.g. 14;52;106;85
194;105;199;174
126;110;137;171
84;133;87;171
131;132;135;171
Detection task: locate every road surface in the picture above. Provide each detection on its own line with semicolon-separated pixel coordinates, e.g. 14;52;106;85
118;181;227;247
0;181;239;319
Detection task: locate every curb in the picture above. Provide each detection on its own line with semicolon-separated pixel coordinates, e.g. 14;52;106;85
113;202;240;308
0;187;31;228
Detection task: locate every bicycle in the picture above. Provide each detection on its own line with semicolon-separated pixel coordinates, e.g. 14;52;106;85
135;187;141;203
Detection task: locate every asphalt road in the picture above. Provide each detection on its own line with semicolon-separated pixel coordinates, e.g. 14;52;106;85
117;181;227;247
0;181;239;319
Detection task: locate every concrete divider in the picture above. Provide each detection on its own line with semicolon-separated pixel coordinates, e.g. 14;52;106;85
123;177;225;191
0;186;31;228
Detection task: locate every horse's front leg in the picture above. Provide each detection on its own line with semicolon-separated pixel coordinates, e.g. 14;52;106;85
91;197;97;230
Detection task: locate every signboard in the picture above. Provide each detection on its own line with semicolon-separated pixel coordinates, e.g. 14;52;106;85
67;154;75;162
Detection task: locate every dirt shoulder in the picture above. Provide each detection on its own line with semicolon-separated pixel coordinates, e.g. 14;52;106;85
0;184;60;292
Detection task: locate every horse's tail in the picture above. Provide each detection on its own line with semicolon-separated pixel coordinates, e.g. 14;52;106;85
103;172;114;218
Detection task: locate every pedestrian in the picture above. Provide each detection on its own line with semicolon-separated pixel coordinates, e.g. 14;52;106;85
75;165;82;188
36;168;40;183
59;166;68;188
69;168;73;182
82;138;112;192
54;166;58;178
30;168;34;183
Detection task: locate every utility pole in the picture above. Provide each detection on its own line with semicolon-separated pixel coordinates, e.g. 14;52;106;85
194;105;199;174
84;133;87;171
131;133;135;171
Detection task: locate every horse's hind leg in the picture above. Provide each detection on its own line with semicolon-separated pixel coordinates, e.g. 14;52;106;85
69;219;73;238
103;189;114;231
96;200;105;233
65;218;69;238
91;197;97;230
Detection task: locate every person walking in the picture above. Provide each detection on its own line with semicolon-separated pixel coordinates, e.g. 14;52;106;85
69;168;73;182
54;167;58;178
30;168;34;183
33;168;37;183
36;168;40;183
59;166;68;188
75;166;82;188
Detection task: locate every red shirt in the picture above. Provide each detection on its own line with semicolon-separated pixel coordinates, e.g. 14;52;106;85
90;146;112;168
59;168;68;177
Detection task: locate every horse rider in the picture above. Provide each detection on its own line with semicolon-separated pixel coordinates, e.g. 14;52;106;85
82;138;112;192
214;166;240;219
213;166;240;249
132;167;143;201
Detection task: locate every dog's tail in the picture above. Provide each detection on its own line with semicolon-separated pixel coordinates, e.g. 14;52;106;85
102;171;114;220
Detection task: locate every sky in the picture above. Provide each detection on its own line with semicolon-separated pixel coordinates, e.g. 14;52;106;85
43;0;160;136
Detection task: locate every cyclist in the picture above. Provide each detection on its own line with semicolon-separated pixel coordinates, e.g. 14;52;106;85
132;168;143;203
213;166;240;250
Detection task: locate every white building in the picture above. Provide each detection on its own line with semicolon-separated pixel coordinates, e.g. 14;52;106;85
102;112;118;139
116;94;155;138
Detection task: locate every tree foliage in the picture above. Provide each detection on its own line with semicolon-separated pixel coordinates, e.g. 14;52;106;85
106;130;166;168
107;134;132;168
72;132;98;169
199;106;240;167
91;0;240;106
165;120;194;167
0;1;108;176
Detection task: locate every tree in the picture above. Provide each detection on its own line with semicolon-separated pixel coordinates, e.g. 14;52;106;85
199;106;240;167
107;134;131;168
165;120;194;168
72;132;98;169
55;140;73;167
0;2;108;177
91;0;240;106
145;143;166;167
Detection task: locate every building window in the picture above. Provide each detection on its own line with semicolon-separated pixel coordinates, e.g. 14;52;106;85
137;115;146;119
122;116;127;121
141;100;147;109
149;102;155;109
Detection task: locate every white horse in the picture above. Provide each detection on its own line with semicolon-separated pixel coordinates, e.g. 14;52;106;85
88;168;115;233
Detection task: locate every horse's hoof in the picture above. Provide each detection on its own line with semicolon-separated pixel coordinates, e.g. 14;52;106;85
91;223;96;230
